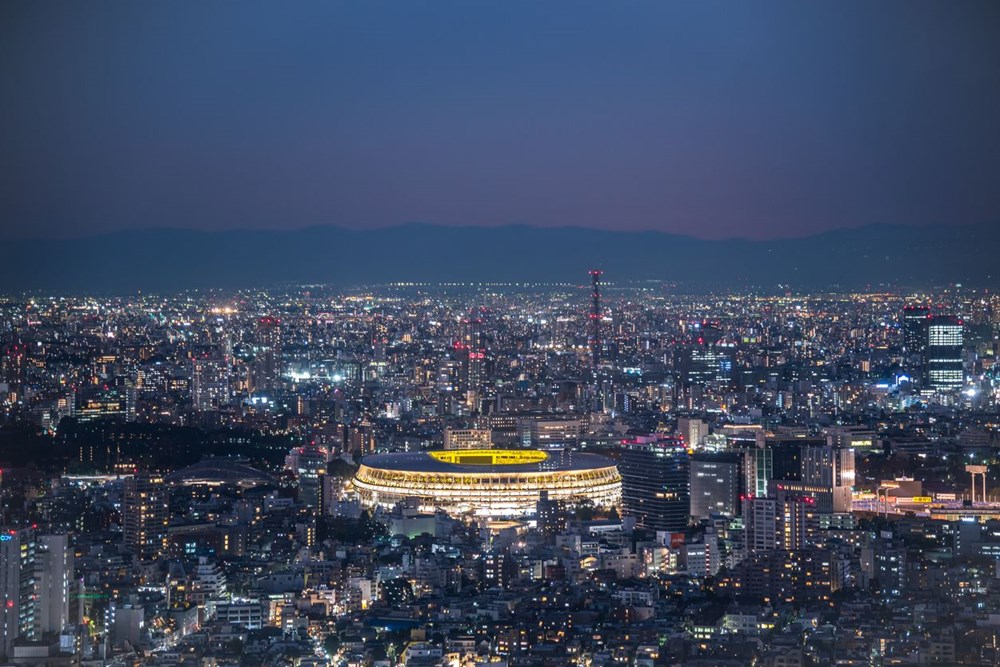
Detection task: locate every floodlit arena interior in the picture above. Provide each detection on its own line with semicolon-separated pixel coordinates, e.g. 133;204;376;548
352;449;622;516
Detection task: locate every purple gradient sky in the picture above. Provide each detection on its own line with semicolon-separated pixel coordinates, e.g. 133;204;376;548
2;1;999;240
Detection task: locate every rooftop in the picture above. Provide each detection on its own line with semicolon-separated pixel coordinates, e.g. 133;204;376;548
165;458;278;486
359;449;616;474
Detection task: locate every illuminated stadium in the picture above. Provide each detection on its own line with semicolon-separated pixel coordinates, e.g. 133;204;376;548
352;449;621;516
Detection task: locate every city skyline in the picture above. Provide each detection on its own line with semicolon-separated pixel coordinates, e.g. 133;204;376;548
2;280;1000;664
3;2;1000;664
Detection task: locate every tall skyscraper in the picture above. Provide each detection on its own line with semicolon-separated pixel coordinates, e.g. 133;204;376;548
370;312;389;361
902;305;930;357
123;475;170;561
253;317;283;392
35;534;73;636
0;529;73;660
294;445;328;512
924;315;964;390
460;318;485;413
0;527;36;660
620;439;690;532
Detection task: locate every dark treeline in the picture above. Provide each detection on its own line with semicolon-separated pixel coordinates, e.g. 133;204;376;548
0;419;295;473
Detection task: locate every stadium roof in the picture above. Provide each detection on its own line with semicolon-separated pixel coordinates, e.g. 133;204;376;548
165;458;278;486
359;450;615;474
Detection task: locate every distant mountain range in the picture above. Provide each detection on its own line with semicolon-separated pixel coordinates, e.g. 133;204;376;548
1;222;998;294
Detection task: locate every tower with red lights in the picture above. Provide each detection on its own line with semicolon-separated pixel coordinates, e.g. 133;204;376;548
461;317;485;413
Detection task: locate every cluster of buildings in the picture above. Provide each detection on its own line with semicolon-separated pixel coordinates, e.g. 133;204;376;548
1;279;1000;665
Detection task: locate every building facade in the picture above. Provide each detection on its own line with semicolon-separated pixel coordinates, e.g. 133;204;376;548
123;475;170;561
620;440;690;532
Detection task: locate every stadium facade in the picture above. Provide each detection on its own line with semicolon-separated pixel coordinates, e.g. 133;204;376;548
352;449;621;517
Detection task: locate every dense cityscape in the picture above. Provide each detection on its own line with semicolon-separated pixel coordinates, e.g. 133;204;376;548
2;276;1000;666
4;1;1000;664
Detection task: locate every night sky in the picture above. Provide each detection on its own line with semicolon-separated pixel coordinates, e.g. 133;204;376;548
2;1;999;240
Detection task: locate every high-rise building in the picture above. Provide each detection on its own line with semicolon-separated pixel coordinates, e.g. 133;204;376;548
0;527;36;660
192;352;230;411
742;497;777;553
1;529;74;660
690;452;742;520
0;339;26;404
293;445;328;512
777;496;817;550
742;495;816;553
620;440;690;532
190;556;229;605
35;534;73;636
902;305;930;357
767;437;828;482
769;480;852;515
924;315;964;390
253;317;283;392
777;443;855;514
370;313;389;361
743;447;773;498
801;444;855;489
722;548;837;604
460;318;485;413
123;475;170;561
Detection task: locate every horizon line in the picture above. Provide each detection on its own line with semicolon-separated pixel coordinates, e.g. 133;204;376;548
2;218;994;244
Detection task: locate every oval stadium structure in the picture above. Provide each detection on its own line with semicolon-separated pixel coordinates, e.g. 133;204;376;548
352;449;621;516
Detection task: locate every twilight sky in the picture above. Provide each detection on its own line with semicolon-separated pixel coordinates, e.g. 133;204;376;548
1;1;999;240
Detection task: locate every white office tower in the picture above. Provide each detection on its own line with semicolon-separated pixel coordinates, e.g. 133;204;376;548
35;534;73;635
1;529;75;660
0;527;35;660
